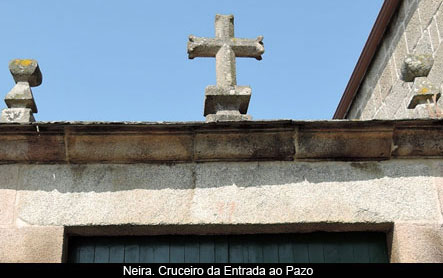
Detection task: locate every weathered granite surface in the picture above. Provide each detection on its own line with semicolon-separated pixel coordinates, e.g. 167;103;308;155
0;108;35;123
0;159;439;263
6;160;440;226
0;226;64;263
391;223;443;263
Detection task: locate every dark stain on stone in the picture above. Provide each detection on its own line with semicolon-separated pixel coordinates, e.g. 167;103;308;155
70;164;88;182
350;162;383;176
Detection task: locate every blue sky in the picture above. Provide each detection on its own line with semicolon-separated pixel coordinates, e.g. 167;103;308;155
0;0;383;121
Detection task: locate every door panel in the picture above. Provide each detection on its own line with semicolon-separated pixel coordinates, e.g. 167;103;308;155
68;232;389;263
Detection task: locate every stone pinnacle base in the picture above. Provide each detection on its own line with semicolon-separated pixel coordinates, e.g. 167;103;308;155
206;112;252;122
0;108;35;123
203;85;253;122
5;81;38;113
204;85;251;116
407;77;441;109
408;92;441;109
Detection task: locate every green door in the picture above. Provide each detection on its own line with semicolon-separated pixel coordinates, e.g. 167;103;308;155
68;232;388;263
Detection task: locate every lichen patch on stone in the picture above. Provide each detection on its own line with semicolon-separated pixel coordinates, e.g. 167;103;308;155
13;59;33;67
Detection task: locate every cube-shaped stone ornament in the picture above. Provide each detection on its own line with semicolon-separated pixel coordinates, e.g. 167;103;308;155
9;59;42;87
401;54;433;82
407;77;441;109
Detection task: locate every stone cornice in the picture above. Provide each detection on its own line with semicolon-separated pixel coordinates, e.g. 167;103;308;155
0;119;441;163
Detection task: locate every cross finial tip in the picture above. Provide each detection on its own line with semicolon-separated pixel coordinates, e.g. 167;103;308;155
215;14;234;20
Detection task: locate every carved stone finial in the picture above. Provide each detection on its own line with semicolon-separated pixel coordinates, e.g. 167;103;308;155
1;59;42;123
401;54;433;82
9;59;42;87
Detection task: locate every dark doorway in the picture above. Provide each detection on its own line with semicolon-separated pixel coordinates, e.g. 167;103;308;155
68;232;388;263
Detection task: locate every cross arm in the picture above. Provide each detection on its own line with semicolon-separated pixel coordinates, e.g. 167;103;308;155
188;35;264;60
230;36;264;60
187;36;221;59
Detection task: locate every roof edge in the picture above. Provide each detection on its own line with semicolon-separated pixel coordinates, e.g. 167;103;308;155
333;0;401;119
0;119;441;163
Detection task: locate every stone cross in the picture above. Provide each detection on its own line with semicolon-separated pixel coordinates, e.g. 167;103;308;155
188;14;264;122
0;59;42;123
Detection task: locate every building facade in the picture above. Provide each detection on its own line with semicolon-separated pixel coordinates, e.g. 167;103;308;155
0;119;441;262
0;0;442;263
